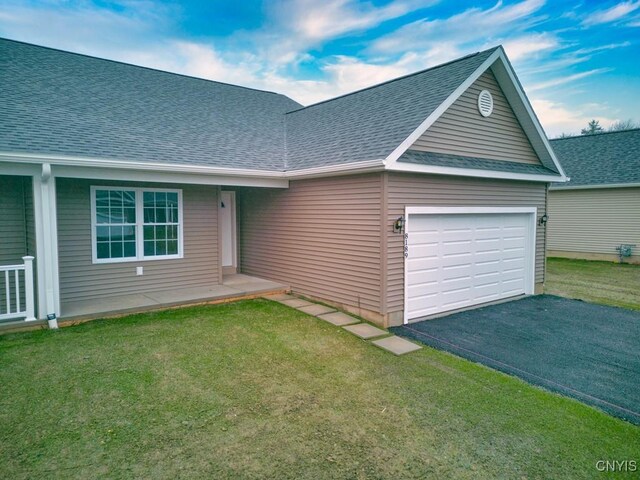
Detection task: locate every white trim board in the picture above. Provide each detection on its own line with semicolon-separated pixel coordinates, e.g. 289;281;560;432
219;191;237;269
549;183;640;191
403;206;537;324
390;162;564;183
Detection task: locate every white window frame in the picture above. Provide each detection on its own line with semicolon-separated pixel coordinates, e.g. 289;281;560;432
90;186;184;264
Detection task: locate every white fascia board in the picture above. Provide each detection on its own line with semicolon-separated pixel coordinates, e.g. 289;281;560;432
389;161;564;183
52;165;288;188
0;152;289;188
385;49;502;168
0;161;41;176
0;151;387;184
285;159;385;179
549;183;640;191
489;51;568;181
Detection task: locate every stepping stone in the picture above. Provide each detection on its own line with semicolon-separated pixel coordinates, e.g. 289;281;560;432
264;293;295;301
281;298;313;308
343;323;387;340
372;336;422;356
297;304;336;316
317;312;360;326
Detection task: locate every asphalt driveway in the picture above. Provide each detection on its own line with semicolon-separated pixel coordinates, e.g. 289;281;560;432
392;295;640;424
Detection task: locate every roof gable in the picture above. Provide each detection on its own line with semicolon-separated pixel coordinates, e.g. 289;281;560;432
550;129;640;188
409;69;541;165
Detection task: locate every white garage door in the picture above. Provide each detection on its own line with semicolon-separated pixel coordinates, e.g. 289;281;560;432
404;207;536;323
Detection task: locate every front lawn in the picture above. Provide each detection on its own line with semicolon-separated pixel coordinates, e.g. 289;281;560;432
546;257;640;310
1;300;637;479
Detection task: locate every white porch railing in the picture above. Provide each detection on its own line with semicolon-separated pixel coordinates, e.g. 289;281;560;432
0;256;36;322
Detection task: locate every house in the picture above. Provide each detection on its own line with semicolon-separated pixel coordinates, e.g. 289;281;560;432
0;38;566;329
548;130;640;264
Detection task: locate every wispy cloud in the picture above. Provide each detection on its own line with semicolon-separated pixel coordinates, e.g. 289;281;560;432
528;68;612;92
532;98;617;136
370;0;547;59
501;33;558;61
573;41;632;54
252;0;431;66
582;1;640;26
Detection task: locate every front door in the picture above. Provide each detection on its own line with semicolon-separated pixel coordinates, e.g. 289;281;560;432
220;191;237;274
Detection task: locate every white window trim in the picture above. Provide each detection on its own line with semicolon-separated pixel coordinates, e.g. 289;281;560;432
90;186;184;264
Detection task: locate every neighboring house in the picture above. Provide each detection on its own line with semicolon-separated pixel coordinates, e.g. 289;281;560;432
548;130;640;264
0;38;567;329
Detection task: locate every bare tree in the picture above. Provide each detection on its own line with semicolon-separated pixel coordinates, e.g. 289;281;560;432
608;119;640;132
554;132;574;139
581;119;604;135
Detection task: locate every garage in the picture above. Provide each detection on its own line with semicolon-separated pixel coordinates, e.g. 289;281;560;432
404;207;536;323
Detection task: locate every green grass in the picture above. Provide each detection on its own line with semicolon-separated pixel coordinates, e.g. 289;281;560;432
1;300;637;479
546;257;640;310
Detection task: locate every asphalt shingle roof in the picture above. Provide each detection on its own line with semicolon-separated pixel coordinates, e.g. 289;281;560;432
284;48;498;170
0;38;301;171
400;150;559;176
1;39;507;173
550;129;640;187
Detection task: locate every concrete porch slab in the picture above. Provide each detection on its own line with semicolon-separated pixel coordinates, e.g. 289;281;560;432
372;336;422;356
281;298;314;308
143;285;238;303
297;304;336;316
317;311;360;326
343;323;387;339
61;274;288;321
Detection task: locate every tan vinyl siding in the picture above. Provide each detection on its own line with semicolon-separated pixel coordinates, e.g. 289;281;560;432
56;178;219;307
411;70;540;164
548;187;640;260
386;172;547;313
238;174;382;312
0;175;29;265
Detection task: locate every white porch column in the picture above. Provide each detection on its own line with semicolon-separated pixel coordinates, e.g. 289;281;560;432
33;163;60;328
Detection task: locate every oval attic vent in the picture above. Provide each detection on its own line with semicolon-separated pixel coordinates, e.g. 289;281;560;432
477;90;493;117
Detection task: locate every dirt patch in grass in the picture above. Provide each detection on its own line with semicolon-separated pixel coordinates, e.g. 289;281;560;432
1;300;638;479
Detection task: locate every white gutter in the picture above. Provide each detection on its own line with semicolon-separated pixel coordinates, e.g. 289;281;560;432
388;161;566;183
549;182;640;191
0;151;562;184
0;152;285;178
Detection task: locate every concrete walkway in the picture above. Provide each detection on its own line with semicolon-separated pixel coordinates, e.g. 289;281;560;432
266;294;421;356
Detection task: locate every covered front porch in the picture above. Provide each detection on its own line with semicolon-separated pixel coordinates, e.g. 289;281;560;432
61;273;288;322
0;158;290;330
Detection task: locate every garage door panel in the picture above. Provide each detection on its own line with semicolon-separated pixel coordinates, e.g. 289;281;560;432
442;241;474;256
410;243;439;258
407;257;440;273
405;211;534;321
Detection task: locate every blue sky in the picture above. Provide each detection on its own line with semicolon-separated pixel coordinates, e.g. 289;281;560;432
1;0;638;137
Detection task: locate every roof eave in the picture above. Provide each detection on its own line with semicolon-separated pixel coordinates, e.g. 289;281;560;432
549;182;640;191
387;161;565;183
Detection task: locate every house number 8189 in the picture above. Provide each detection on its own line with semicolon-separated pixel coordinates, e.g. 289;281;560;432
404;233;409;258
